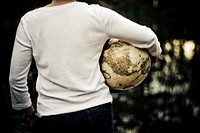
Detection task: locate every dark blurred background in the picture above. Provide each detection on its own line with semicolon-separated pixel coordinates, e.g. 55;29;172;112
1;0;200;133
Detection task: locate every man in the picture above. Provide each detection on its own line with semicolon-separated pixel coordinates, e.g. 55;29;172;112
9;0;162;132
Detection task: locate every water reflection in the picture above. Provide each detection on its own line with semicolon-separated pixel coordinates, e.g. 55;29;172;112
112;39;200;133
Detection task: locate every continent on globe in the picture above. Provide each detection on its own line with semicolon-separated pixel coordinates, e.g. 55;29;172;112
100;38;151;91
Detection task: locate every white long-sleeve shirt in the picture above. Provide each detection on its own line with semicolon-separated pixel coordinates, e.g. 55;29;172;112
9;2;162;117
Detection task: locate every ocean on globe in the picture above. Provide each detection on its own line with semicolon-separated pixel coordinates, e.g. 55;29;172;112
100;38;151;91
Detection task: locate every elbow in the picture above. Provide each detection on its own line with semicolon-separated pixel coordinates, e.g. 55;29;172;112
9;75;15;87
9;73;23;89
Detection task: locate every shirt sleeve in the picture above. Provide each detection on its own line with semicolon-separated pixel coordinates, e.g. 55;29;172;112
9;18;33;110
94;5;162;56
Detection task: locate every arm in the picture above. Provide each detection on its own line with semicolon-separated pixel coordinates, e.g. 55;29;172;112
96;5;162;57
9;18;34;113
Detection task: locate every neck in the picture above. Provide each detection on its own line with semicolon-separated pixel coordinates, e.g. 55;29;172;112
47;0;76;7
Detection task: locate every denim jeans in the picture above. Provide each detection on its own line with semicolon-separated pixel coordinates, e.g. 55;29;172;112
32;102;113;133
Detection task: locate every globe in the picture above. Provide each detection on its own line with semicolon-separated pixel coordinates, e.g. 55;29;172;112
100;38;151;91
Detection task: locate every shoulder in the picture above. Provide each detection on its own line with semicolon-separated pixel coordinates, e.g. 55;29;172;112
20;8;40;21
87;3;118;18
88;4;110;12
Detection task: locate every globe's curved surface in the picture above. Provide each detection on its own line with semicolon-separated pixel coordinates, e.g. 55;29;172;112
100;38;151;91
